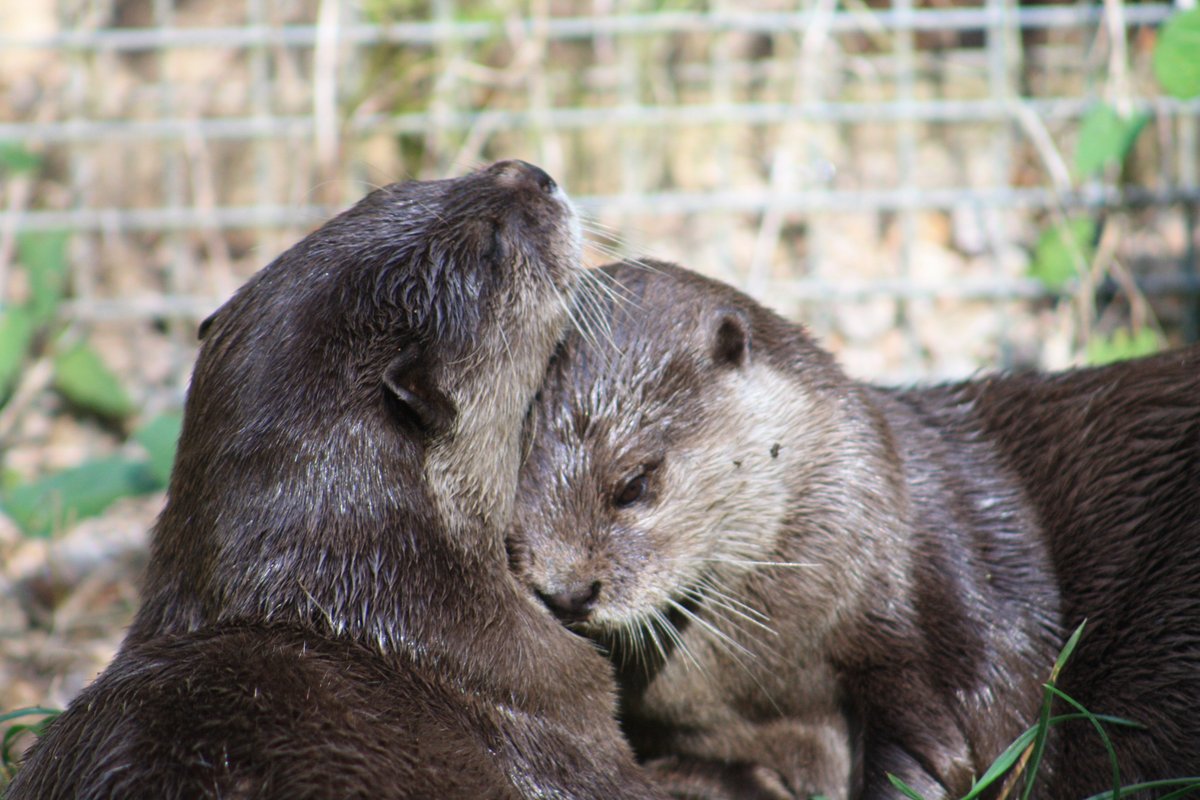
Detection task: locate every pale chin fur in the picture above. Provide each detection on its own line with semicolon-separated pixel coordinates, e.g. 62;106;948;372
428;194;583;541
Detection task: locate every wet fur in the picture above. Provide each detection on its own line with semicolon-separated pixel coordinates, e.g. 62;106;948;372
910;351;1200;796
10;165;667;800
510;260;1200;798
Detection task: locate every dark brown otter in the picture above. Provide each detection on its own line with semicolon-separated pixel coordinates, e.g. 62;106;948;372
912;347;1200;798
9;163;669;800
509;259;1200;798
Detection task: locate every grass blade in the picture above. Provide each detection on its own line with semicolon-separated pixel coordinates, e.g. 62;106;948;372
1084;778;1200;800
1044;684;1125;799
1017;621;1087;800
887;773;928;800
969;713;1138;800
0;707;59;781
0;708;60;726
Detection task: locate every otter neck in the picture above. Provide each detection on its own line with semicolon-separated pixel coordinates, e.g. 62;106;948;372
425;403;524;540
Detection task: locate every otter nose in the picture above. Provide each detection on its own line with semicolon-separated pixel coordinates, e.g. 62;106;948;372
537;580;601;624
494;159;557;194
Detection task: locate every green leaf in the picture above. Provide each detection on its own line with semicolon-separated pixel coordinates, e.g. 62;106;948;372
0;308;36;402
1086;327;1161;366
0;707;60;727
134;412;183;487
886;774;927;800
1020;622;1087;800
1085;779;1200;800
1045;685;1124;798
1030;218;1096;290
16;231;70;327
1;707;59;781
52;341;135;420
1154;782;1200;800
0;142;41;174
0;457;159;538
1075;104;1150;178
963;713;1141;800
1154;8;1200;99
1052;621;1087;682
961;725;1039;799
1;469;21;492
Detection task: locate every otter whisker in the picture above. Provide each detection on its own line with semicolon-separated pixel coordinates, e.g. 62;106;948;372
608;253;666;276
495;317;516;366
571;271;618;349
690;586;776;634
703;558;820;569
665;597;755;662
576;216;654;260
655;608;707;675
628;622;653;681
577;217;632;251
662;599;783;714
688;594;777;641
687;586;780;656
644;607;674;665
689;577;785;659
578;266;632;312
578;234;629;268
695;583;772;624
563;284;603;351
585;267;642;311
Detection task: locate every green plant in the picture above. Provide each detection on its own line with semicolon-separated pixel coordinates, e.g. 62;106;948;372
0;707;60;788
1026;6;1200;366
887;622;1200;800
1;145;183;537
0;410;182;538
1152;9;1200;100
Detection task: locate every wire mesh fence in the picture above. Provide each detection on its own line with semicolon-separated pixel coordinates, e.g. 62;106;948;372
2;0;1199;403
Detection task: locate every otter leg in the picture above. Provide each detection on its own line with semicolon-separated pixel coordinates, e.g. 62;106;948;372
861;745;951;800
644;757;797;800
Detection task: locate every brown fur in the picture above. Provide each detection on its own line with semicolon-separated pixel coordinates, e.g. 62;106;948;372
510;259;1200;798
911;349;1200;797
9;164;668;800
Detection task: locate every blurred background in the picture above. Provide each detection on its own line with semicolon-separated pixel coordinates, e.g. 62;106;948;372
1;0;1199;761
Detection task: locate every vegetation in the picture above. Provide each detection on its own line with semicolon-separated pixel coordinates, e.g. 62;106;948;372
1029;6;1200;366
0;148;181;538
0;707;59;788
888;623;1200;800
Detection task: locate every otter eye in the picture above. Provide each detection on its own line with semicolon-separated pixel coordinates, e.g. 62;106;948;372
613;473;648;508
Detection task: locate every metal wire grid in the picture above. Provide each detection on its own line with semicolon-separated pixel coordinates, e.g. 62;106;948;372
1;0;1199;382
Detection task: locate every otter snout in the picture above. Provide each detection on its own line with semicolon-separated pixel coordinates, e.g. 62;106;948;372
536;580;602;624
493;159;559;195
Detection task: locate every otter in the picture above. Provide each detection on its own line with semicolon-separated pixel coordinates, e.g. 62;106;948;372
509;259;1200;798
9;164;668;799
914;348;1200;797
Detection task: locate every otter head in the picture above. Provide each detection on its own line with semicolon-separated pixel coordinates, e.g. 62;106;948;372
510;260;884;667
136;161;581;645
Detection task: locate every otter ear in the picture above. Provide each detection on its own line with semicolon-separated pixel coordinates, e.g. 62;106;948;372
383;344;457;438
198;310;218;340
710;309;750;369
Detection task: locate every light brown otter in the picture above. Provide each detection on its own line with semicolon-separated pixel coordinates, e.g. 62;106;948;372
509;259;1064;799
9;164;669;799
512;259;1200;798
